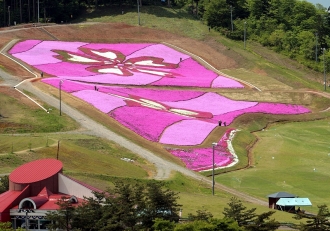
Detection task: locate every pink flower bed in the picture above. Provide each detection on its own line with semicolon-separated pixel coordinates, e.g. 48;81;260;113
9;40;244;88
9;41;311;151
73;90;127;113
113;107;184;142
159;120;217;145
9;39;41;54
212;75;244;88
168;129;235;171
41;78;310;146
163;92;258;115
212;102;310;126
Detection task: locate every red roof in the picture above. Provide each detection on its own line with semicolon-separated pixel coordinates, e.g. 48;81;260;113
38;194;85;210
0;191;25;212
10;159;62;184
38;187;53;198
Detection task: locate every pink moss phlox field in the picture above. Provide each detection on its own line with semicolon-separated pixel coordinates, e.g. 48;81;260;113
159;120;217;145
212;75;244;88
212;102;311;126
112;106;183;142
41;79;310;145
152;58;244;88
74;90;127;113
169;129;235;171
9;40;311;147
9;40;42;54
164;92;257;115
42;78;96;92
9;40;244;88
83;43;154;57
99;87;205;102
11;40;89;66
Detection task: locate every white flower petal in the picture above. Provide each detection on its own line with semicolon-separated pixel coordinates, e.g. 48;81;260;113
98;68;123;75
138;69;168;76
92;50;117;60
68;54;99;63
140;99;167;110
169;108;198;116
135;60;164;66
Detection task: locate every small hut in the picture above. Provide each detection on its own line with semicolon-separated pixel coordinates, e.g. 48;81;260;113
276;198;312;213
267;192;296;210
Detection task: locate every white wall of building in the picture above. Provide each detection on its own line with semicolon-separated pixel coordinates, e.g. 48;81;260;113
58;173;95;199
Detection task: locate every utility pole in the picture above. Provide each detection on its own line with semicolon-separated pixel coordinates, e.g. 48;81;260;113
212;142;217;195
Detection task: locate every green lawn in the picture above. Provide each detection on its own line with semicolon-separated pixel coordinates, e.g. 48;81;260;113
216;117;330;214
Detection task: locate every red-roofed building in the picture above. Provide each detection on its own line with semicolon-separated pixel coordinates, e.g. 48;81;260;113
0;159;102;230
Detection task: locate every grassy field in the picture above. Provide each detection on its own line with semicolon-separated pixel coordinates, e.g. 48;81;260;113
1;5;330;227
216;117;330;214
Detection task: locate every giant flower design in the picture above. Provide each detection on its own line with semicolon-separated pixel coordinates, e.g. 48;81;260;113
9;40;245;88
53;48;179;77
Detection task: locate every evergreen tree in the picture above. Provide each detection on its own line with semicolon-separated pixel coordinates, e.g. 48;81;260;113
223;197;280;230
294;204;330;231
223;197;256;226
46;196;77;231
0;175;9;194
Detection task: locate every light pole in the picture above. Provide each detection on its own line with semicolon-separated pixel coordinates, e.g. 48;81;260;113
323;48;327;91
244;21;247;49
230;5;233;32
212;142;217;195
59;80;63;116
8;6;10;26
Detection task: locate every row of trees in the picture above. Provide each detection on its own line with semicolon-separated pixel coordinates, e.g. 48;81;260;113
1;178;330;230
191;0;330;72
0;0;82;25
46;180;281;231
